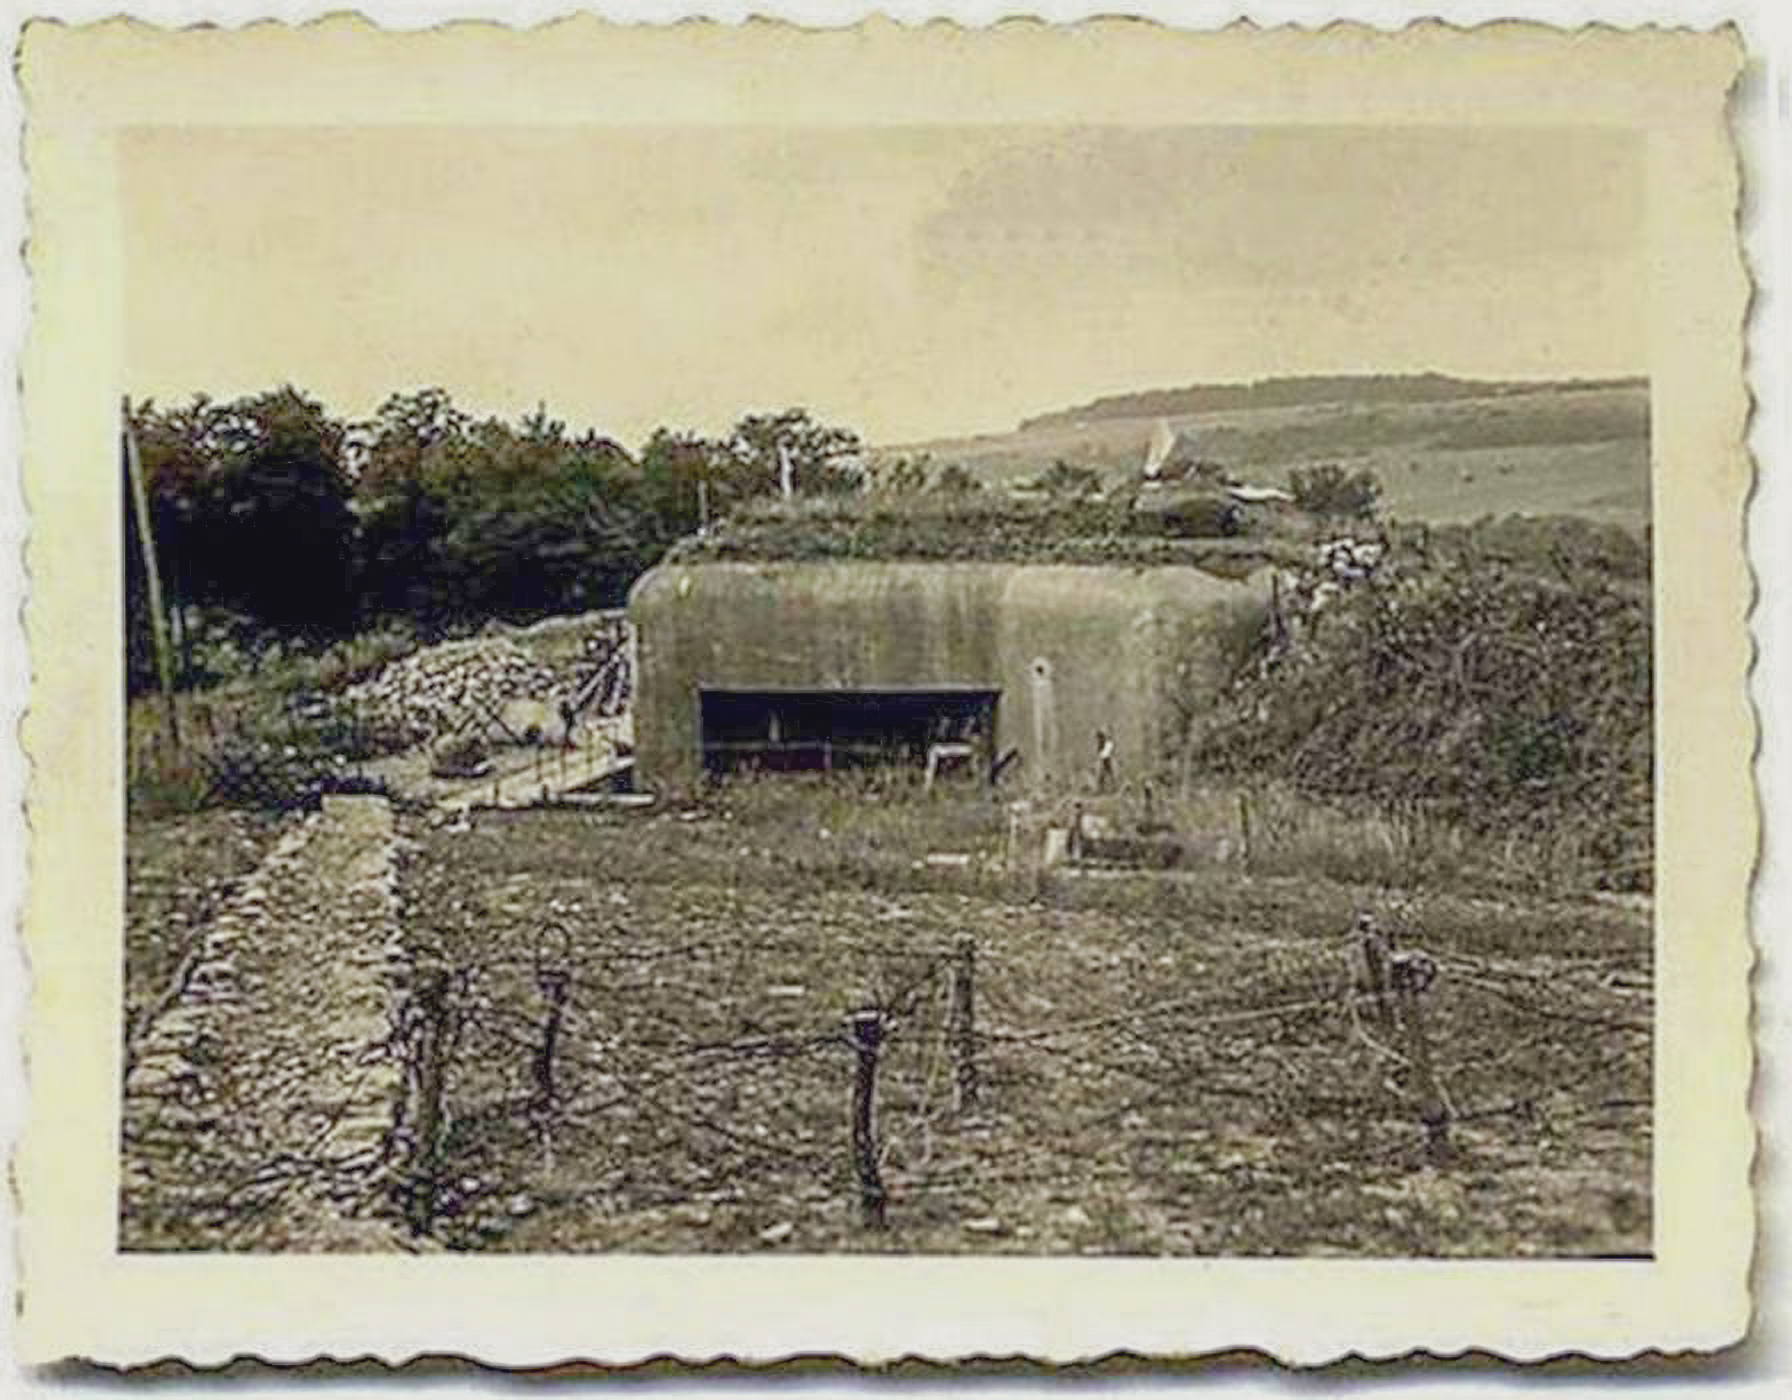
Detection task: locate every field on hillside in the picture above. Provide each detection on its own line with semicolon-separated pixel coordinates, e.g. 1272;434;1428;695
392;795;1651;1257
885;382;1649;530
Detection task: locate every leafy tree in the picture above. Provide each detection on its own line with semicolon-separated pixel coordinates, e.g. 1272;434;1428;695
879;453;933;495
125;386;873;689
638;428;731;540
129;386;358;635
352;388;471;619
723;408;863;503
423;407;650;620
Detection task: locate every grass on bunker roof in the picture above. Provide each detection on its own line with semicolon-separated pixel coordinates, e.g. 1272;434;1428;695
397;780;1651;1257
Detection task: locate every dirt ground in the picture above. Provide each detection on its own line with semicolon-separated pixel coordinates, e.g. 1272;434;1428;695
395;800;1651;1257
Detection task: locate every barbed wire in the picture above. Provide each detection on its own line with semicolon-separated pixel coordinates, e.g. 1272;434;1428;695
378;907;1655;1245
1439;970;1652;1034
980;988;1383;1048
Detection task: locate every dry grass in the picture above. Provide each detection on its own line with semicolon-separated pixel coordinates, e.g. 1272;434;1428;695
395;794;1651;1256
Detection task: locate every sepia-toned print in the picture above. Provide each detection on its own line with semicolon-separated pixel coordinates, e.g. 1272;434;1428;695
117;119;1653;1260
16;15;1753;1366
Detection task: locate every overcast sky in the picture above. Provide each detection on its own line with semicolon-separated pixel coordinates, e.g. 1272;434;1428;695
122;124;1645;447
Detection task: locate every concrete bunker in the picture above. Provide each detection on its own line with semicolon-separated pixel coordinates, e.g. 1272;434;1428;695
628;560;1273;794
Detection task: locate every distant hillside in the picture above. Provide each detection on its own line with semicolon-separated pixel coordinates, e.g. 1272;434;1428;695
876;377;1651;532
1019;374;1647;434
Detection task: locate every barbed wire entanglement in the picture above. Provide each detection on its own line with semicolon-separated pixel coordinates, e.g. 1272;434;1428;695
385;893;1649;1251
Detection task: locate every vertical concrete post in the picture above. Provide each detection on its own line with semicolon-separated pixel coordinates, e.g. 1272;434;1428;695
1028;657;1056;794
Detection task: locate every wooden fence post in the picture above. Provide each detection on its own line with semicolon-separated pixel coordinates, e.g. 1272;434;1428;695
947;936;979;1113
532;967;570;1112
1358;914;1395;1035
1237;791;1254;868
403;966;454;1233
846;1009;888;1229
1390;952;1451;1164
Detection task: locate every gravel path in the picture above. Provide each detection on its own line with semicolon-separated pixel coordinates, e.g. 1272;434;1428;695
120;796;419;1251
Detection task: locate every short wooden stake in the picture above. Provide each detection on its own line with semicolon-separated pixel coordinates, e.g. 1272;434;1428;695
1358;914;1395;1035
948;936;980;1112
846;1009;888;1229
1237;791;1254;868
404;967;454;1233
1390;953;1451;1164
532;967;570;1111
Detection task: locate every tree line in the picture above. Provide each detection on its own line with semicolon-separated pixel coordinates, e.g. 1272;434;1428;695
124;385;863;692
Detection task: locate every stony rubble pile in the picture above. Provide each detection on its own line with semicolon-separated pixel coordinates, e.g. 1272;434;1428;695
343;637;561;748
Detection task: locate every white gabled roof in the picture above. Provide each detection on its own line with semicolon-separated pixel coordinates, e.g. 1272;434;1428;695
1226;483;1295;504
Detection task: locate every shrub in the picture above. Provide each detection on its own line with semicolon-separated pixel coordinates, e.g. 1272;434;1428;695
933;463;982;495
1289;463;1381;518
1035;460;1102;497
879;454;933;495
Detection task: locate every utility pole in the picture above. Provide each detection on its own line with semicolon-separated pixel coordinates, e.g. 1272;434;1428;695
122;398;180;751
777;440;794;500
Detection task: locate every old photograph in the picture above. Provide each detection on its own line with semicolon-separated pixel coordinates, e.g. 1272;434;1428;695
13;13;1757;1366
116;119;1656;1255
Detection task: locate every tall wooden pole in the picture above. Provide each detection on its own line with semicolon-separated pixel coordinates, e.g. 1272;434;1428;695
122;401;180;750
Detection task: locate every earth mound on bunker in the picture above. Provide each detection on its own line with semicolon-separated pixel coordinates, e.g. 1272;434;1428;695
1194;516;1653;889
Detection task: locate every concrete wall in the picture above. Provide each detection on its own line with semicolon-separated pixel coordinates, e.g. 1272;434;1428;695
627;561;1271;792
